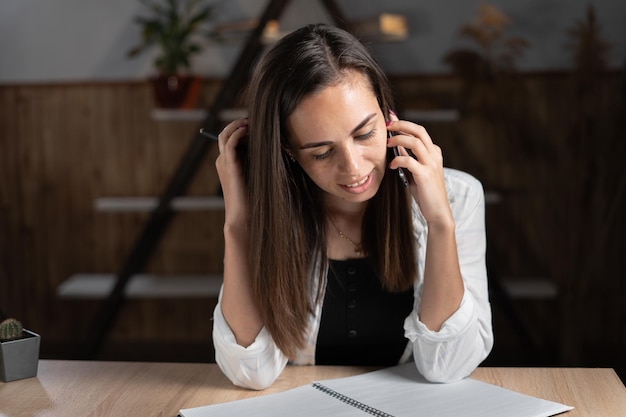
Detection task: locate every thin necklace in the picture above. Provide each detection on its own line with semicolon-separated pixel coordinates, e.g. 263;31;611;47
328;216;363;256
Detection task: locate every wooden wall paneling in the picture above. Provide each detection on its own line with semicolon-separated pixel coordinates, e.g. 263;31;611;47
0;87;24;322
90;83;161;276
109;298;216;342
98;84;156;196
143;211;224;275
18;86;60;329
1;73;624;371
0;81;226;355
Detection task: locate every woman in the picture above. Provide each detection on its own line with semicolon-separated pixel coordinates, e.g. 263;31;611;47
212;23;493;390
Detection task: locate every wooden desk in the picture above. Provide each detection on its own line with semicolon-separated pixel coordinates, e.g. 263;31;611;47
0;360;624;416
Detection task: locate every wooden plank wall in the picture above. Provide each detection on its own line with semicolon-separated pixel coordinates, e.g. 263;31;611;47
0;81;224;360
0;74;624;373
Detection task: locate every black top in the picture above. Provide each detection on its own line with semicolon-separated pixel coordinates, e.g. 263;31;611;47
315;258;415;366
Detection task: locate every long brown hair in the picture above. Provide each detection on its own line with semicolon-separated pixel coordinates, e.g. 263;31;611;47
243;23;416;358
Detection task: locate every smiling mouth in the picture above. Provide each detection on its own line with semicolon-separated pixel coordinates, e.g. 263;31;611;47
344;176;369;188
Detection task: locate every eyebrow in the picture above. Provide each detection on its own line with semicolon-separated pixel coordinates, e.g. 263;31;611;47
298;113;377;150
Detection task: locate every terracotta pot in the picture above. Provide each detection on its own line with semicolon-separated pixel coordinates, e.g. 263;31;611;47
150;74;201;109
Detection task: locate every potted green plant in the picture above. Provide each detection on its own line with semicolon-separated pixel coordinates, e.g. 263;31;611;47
0;318;40;382
127;0;215;108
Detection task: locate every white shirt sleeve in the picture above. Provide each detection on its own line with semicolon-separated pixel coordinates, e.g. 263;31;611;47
404;168;494;382
212;288;288;390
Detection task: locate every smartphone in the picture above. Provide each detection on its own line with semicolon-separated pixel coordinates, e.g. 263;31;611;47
388;130;409;188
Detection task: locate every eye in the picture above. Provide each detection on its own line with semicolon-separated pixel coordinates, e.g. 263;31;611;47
355;128;376;141
313;149;332;160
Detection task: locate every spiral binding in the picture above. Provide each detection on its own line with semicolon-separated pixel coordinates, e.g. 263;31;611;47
312;383;395;417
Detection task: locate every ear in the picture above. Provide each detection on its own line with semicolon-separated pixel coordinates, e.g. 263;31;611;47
282;145;296;163
280;143;296;162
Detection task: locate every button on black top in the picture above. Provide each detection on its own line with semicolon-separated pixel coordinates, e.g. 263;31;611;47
315;258;414;366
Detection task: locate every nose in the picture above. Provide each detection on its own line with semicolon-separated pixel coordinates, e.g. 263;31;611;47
337;143;360;175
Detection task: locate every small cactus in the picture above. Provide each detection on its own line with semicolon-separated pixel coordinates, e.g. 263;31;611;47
0;318;23;341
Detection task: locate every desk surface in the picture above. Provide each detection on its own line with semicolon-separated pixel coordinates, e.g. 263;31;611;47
1;360;625;417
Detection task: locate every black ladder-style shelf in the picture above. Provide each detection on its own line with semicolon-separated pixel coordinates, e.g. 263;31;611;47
80;0;351;360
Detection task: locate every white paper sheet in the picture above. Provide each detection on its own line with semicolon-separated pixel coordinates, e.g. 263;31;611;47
179;364;573;417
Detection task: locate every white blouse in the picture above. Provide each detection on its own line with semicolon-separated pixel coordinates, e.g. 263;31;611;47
212;168;494;390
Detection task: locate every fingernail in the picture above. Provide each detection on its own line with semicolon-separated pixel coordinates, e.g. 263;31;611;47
389;109;396;117
385;119;391;126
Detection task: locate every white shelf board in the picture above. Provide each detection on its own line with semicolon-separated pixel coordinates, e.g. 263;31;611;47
58;273;223;299
150;108;247;122
403;109;459;123
484;191;502;205
218;108;247;121
150;108;455;123
94;196;224;212
500;277;558;299
97;191;496;213
151;108;207;121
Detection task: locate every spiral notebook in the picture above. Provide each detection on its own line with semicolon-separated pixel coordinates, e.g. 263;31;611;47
179;363;573;417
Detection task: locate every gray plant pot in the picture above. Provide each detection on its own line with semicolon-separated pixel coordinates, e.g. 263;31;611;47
0;329;40;382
